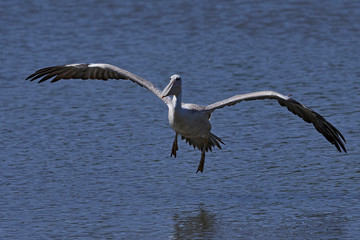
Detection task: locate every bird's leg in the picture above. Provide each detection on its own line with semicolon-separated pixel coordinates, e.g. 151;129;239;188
196;147;206;173
171;133;178;158
196;139;208;173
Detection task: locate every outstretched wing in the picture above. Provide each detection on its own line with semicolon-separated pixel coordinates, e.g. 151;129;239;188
205;90;346;153
26;63;171;105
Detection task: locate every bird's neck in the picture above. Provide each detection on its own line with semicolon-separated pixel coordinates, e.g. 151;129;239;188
172;92;182;110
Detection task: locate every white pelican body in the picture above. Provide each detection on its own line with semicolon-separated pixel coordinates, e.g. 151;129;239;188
168;84;211;139
26;63;347;173
169;104;211;138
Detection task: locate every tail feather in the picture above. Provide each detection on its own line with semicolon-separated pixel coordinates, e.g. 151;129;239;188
210;133;223;149
179;132;224;173
181;132;224;152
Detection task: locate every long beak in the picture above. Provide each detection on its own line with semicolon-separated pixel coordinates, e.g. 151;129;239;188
161;81;175;98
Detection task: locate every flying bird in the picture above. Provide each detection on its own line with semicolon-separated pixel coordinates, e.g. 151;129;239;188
26;63;347;173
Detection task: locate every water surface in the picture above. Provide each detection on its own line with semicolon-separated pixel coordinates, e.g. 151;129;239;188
1;0;359;239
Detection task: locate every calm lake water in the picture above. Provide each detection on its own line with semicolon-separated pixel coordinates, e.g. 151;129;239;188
1;0;360;239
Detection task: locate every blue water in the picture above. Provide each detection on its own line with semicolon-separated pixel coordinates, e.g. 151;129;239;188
1;0;360;239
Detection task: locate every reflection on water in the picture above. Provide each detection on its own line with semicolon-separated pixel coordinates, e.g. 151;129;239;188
171;204;219;239
1;0;359;239
169;198;351;239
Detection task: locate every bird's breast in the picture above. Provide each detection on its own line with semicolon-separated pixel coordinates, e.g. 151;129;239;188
168;107;211;138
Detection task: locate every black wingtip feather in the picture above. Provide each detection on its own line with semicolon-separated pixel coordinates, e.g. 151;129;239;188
279;97;347;153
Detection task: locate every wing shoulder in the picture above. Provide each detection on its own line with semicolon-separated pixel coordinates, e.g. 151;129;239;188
205;90;285;111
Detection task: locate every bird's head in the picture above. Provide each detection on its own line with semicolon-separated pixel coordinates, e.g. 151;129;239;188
161;74;182;98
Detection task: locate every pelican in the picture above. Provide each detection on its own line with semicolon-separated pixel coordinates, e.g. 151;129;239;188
26;63;347;173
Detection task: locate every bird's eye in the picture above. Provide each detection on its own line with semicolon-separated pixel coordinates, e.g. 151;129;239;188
176;77;180;81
